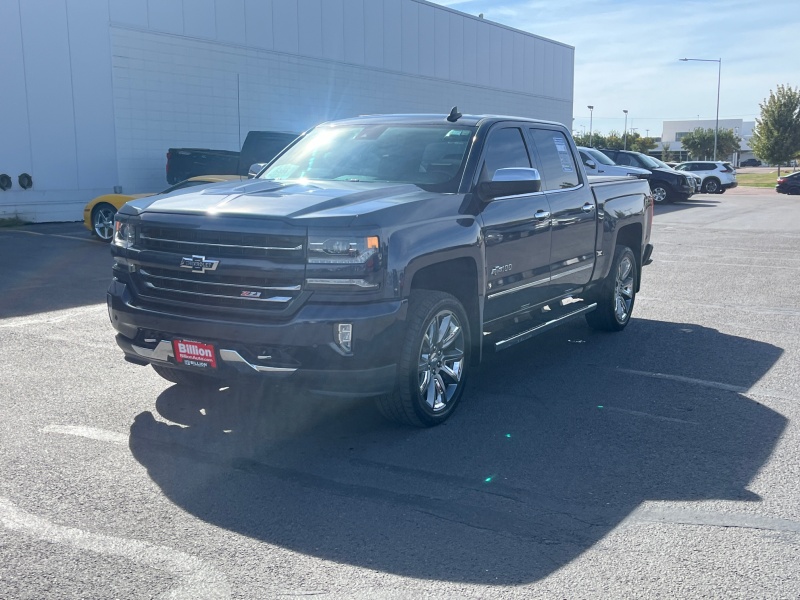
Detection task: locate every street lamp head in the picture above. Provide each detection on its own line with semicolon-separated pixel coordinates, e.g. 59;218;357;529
623;109;628;114
587;105;594;110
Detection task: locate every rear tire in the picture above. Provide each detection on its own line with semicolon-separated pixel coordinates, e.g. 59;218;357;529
375;291;471;427
586;245;637;332
152;364;224;389
702;178;720;194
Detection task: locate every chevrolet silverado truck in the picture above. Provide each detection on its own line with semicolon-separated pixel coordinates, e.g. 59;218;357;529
109;112;654;427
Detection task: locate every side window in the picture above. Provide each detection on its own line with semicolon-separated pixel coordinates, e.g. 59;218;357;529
528;128;580;190
479;127;531;182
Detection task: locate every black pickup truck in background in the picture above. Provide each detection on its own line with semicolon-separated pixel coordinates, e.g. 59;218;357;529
165;130;298;184
110;112;653;427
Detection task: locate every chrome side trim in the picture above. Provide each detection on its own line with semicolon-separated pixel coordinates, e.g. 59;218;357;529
139;234;302;252
139;268;301;292
494;303;598;351
219;349;297;373
550;263;594;281
487;276;550;299
143;282;292;303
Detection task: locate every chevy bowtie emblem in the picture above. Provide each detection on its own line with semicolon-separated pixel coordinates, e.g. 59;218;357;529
180;255;219;273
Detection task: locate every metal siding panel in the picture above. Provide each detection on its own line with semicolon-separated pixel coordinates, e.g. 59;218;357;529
400;0;418;74
321;0;344;62
363;0;384;68
343;0;365;65
0;0;32;177
108;0;147;26
462;16;477;84
544;41;555;97
512;32;524;92
183;0;216;39
273;0;299;54
19;0;79;190
522;36;535;94
534;38;546;94
244;0;272;49
147;0;183;35
298;0;323;58
417;2;435;78
433;9;449;80
501;29;514;90
216;0;246;45
448;12;463;82
66;0;118;188
383;0;401;72
475;21;491;86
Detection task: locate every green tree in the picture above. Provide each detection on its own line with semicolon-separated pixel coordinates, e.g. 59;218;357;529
572;132;592;147
662;142;673;163
750;84;800;176
630;135;657;154
604;130;624;150
680;128;741;160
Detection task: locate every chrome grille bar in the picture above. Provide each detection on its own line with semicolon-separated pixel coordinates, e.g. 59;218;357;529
139;268;301;292
139;234;301;252
143;282;293;303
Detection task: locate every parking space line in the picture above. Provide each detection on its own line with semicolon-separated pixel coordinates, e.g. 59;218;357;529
1;229;97;244
601;406;698;425
0;496;231;600
617;368;747;393
627;504;800;535
42;425;128;446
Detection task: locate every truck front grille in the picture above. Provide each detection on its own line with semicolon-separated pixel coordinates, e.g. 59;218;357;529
130;223;307;316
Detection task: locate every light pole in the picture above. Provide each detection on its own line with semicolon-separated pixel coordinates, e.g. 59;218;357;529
587;105;594;147
623;109;628;150
680;57;722;160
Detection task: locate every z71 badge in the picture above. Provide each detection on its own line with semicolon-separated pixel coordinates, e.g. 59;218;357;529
180;255;219;274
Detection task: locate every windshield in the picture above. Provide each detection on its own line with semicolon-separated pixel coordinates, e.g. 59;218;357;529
650;157;672;170
261;123;475;192
584;148;616;166
636;153;662;169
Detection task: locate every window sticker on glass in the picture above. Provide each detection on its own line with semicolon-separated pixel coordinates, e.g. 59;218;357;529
553;136;574;173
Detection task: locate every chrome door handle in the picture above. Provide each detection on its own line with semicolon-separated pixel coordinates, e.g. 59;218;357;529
534;210;551;221
581;203;595;213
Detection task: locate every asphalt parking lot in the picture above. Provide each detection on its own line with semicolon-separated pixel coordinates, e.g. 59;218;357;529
1;189;799;599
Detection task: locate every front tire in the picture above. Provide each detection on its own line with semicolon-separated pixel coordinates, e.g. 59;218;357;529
376;291;471;427
650;181;671;204
92;203;117;241
586;245;637;332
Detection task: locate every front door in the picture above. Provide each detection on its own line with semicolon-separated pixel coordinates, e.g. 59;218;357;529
479;126;553;324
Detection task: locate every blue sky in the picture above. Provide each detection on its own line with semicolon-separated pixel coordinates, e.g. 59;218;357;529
436;0;799;138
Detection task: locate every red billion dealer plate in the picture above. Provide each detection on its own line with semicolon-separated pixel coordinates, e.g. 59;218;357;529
172;339;217;369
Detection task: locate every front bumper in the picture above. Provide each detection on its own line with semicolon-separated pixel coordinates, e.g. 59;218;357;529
108;279;406;397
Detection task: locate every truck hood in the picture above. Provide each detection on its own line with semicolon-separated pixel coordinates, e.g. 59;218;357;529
121;179;438;222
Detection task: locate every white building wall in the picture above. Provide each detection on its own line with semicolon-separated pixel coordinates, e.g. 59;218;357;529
1;0;574;222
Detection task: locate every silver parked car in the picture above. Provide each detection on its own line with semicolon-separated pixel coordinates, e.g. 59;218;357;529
578;147;651;179
674;161;738;194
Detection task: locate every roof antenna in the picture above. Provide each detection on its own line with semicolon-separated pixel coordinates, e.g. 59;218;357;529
447;106;462;123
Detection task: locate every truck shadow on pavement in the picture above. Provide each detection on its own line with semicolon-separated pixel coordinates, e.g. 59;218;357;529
129;318;786;585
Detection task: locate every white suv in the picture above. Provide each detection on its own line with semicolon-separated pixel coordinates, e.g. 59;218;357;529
674;161;738;194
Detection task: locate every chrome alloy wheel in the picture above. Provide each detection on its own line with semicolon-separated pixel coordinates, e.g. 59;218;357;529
652;185;668;203
417;310;465;412
93;205;117;241
614;253;635;323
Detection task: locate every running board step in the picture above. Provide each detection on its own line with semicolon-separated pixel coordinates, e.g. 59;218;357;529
492;303;598;352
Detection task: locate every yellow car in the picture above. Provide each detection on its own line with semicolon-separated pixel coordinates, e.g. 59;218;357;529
83;175;244;241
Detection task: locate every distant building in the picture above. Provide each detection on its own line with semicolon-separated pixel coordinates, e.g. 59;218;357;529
654;119;756;165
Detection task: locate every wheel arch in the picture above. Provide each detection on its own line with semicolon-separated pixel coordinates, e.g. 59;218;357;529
613;222;643;291
409;257;482;364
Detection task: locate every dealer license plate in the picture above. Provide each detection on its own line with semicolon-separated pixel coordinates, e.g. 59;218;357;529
172;339;217;369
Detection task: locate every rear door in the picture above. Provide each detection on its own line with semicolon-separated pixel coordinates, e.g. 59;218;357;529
479;125;553;323
527;127;597;298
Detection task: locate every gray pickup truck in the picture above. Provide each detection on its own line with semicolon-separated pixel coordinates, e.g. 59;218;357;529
109;111;654;427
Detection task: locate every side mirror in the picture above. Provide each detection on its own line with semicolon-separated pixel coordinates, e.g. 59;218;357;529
248;163;267;178
477;168;542;202
583;159;597;170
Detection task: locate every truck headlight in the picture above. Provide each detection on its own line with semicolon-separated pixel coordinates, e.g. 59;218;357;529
308;235;379;264
113;219;135;249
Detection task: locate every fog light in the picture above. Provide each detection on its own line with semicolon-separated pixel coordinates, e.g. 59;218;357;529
336;323;352;353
